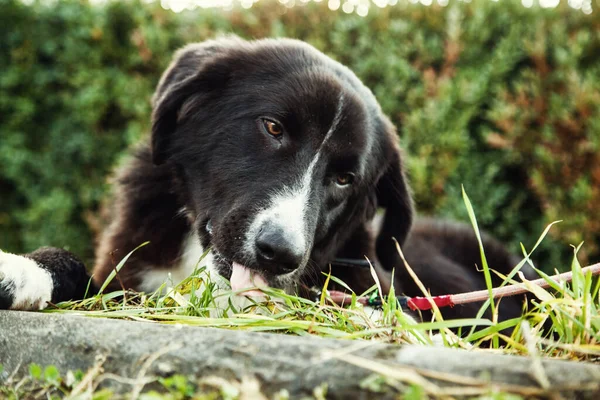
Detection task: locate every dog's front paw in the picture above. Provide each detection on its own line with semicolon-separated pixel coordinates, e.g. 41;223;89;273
0;250;53;310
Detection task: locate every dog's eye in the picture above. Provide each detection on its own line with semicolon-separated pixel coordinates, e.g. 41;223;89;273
336;173;355;186
262;119;283;137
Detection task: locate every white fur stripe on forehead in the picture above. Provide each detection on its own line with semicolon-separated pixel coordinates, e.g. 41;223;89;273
301;92;345;187
325;93;345;144
245;94;345;265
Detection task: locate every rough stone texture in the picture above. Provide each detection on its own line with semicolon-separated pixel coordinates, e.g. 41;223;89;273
0;311;599;398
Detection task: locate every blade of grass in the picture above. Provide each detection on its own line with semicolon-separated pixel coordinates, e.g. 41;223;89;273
98;241;149;294
462;187;497;333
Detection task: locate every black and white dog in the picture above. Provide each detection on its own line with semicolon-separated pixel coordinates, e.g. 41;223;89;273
0;37;532;322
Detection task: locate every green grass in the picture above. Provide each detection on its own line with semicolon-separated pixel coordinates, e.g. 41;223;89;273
2;190;599;399
0;362;276;400
45;191;598;359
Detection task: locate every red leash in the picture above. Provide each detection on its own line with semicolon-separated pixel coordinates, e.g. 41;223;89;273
323;263;600;311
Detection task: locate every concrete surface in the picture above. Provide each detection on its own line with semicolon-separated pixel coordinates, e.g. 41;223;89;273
0;311;599;398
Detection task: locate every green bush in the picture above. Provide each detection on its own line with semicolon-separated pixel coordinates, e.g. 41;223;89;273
1;0;598;271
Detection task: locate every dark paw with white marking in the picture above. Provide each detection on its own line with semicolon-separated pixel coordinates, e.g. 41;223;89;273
0;250;53;310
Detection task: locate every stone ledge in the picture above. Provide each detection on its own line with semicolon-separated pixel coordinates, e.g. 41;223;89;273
0;311;598;398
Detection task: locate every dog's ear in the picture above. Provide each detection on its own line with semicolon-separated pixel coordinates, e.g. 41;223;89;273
151;39;240;165
374;118;414;271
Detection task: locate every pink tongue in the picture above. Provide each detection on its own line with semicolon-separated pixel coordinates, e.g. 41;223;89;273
230;262;268;296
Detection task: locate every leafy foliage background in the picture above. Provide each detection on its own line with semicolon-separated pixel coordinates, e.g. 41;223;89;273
1;0;598;271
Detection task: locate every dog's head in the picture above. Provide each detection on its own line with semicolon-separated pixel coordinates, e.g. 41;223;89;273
151;37;412;292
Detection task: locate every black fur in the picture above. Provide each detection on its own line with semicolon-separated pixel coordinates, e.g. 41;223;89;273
0;279;15;309
99;36;416;292
27;247;92;304
1;37;533;327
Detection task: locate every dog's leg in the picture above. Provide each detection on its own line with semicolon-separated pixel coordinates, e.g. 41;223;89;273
0;247;92;310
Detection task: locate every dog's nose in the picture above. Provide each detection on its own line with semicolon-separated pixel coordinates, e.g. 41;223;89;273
255;222;304;273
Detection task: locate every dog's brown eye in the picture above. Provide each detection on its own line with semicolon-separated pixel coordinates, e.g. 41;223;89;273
263;119;283;137
336;173;355;186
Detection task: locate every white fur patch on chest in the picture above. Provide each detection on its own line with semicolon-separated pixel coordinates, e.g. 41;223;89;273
137;232;256;316
137;232;218;293
0;250;53;310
